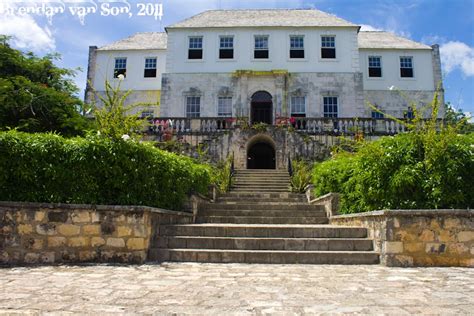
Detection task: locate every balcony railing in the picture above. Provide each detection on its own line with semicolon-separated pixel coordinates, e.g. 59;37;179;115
147;117;438;137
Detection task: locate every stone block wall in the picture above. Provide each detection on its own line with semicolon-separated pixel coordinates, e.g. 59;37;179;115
330;210;473;267
0;202;191;265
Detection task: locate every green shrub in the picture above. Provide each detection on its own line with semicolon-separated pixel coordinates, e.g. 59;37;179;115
0;131;212;210
211;154;234;193
290;160;313;193
312;130;474;213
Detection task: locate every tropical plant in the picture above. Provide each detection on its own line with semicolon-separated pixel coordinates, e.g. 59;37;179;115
0;35;90;136
290;159;313;193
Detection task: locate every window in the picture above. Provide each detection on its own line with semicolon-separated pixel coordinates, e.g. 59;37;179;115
371;111;384;119
368;56;382;77
254;35;269;59
290;35;304;59
218;97;232;117
323;97;338;117
114;58;127;78
404;106;414;119
188;37;203;59
321;36;336;59
291;96;306;117
400;56;413;77
219;36;234;59
186;96;200;118
144;57;157;78
140;109;154;118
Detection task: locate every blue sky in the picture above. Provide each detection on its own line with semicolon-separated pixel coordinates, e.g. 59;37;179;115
1;0;473;115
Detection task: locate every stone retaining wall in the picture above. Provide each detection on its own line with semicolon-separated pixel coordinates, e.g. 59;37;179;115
0;202;192;265
330;210;473;267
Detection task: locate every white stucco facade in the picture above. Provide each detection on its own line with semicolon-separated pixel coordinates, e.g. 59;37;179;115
86;9;443;120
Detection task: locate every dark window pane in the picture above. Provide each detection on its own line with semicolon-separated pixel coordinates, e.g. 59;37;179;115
369;67;382;77
188;49;203;59
144;69;157;78
114;69;126;78
291;113;306;118
219;49;233;59
254;50;269;59
400;68;413;77
290;50;305;59
321;48;336;59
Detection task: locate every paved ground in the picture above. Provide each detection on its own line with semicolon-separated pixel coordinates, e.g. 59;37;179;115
0;263;473;315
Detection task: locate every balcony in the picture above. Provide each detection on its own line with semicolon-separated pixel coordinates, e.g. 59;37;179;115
146;117;437;138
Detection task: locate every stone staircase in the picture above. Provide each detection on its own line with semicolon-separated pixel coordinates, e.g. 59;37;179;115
153;169;379;264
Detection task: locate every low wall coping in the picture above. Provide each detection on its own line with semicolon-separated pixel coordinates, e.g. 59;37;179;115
0;201;192;217
331;209;472;220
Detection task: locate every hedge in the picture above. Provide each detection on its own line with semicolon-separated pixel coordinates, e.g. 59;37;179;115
313;130;474;213
0;131;212;210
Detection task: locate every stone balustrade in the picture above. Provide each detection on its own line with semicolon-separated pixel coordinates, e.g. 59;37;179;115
147;117;440;136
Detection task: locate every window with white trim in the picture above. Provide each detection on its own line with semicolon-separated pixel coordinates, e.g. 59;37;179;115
323;97;338;117
186;96;201;118
290;35;304;59
114;58;127;78
290;96;306;117
144;57;157;78
140;109;154;118
404;106;414;119
219;36;234;59
400;56;413;77
254;35;269;59
188;37;203;59
368;56;382;77
371;111;384;119
321;36;336;59
217;97;232;117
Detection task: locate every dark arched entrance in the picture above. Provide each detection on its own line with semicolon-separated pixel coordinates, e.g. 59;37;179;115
247;142;276;169
251;91;272;124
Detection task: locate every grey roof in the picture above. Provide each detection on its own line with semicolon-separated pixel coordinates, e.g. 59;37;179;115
98;32;167;51
167;9;358;29
358;31;431;50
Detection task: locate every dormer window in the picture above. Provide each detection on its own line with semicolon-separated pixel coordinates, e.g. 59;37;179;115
290;35;304;59
188;36;203;60
321;36;336;59
254;35;269;59
114;58;127;78
219;36;234;59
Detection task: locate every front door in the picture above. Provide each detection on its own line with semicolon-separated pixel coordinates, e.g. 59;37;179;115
250;91;272;125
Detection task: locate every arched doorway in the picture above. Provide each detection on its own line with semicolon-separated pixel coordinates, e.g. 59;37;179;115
251;91;272;124
247;141;276;169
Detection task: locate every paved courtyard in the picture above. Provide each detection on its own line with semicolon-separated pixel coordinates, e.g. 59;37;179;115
0;263;473;315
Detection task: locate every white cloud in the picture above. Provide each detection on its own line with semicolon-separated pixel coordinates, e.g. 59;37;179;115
440;41;474;77
0;14;55;52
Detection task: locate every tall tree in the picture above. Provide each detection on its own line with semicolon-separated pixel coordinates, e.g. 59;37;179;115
444;102;474;134
0;35;90;136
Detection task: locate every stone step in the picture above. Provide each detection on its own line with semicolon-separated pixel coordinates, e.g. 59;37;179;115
199;209;326;217
233;180;290;185
160;224;368;238
152;249;380;264
202;203;321;211
196;216;329;224
157;237;374;251
218;198;307;204
222;192;304;199
231;188;289;193
232;184;289;188
235;169;289;173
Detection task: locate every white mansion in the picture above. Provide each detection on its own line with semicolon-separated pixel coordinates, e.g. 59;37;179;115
85;9;443;168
